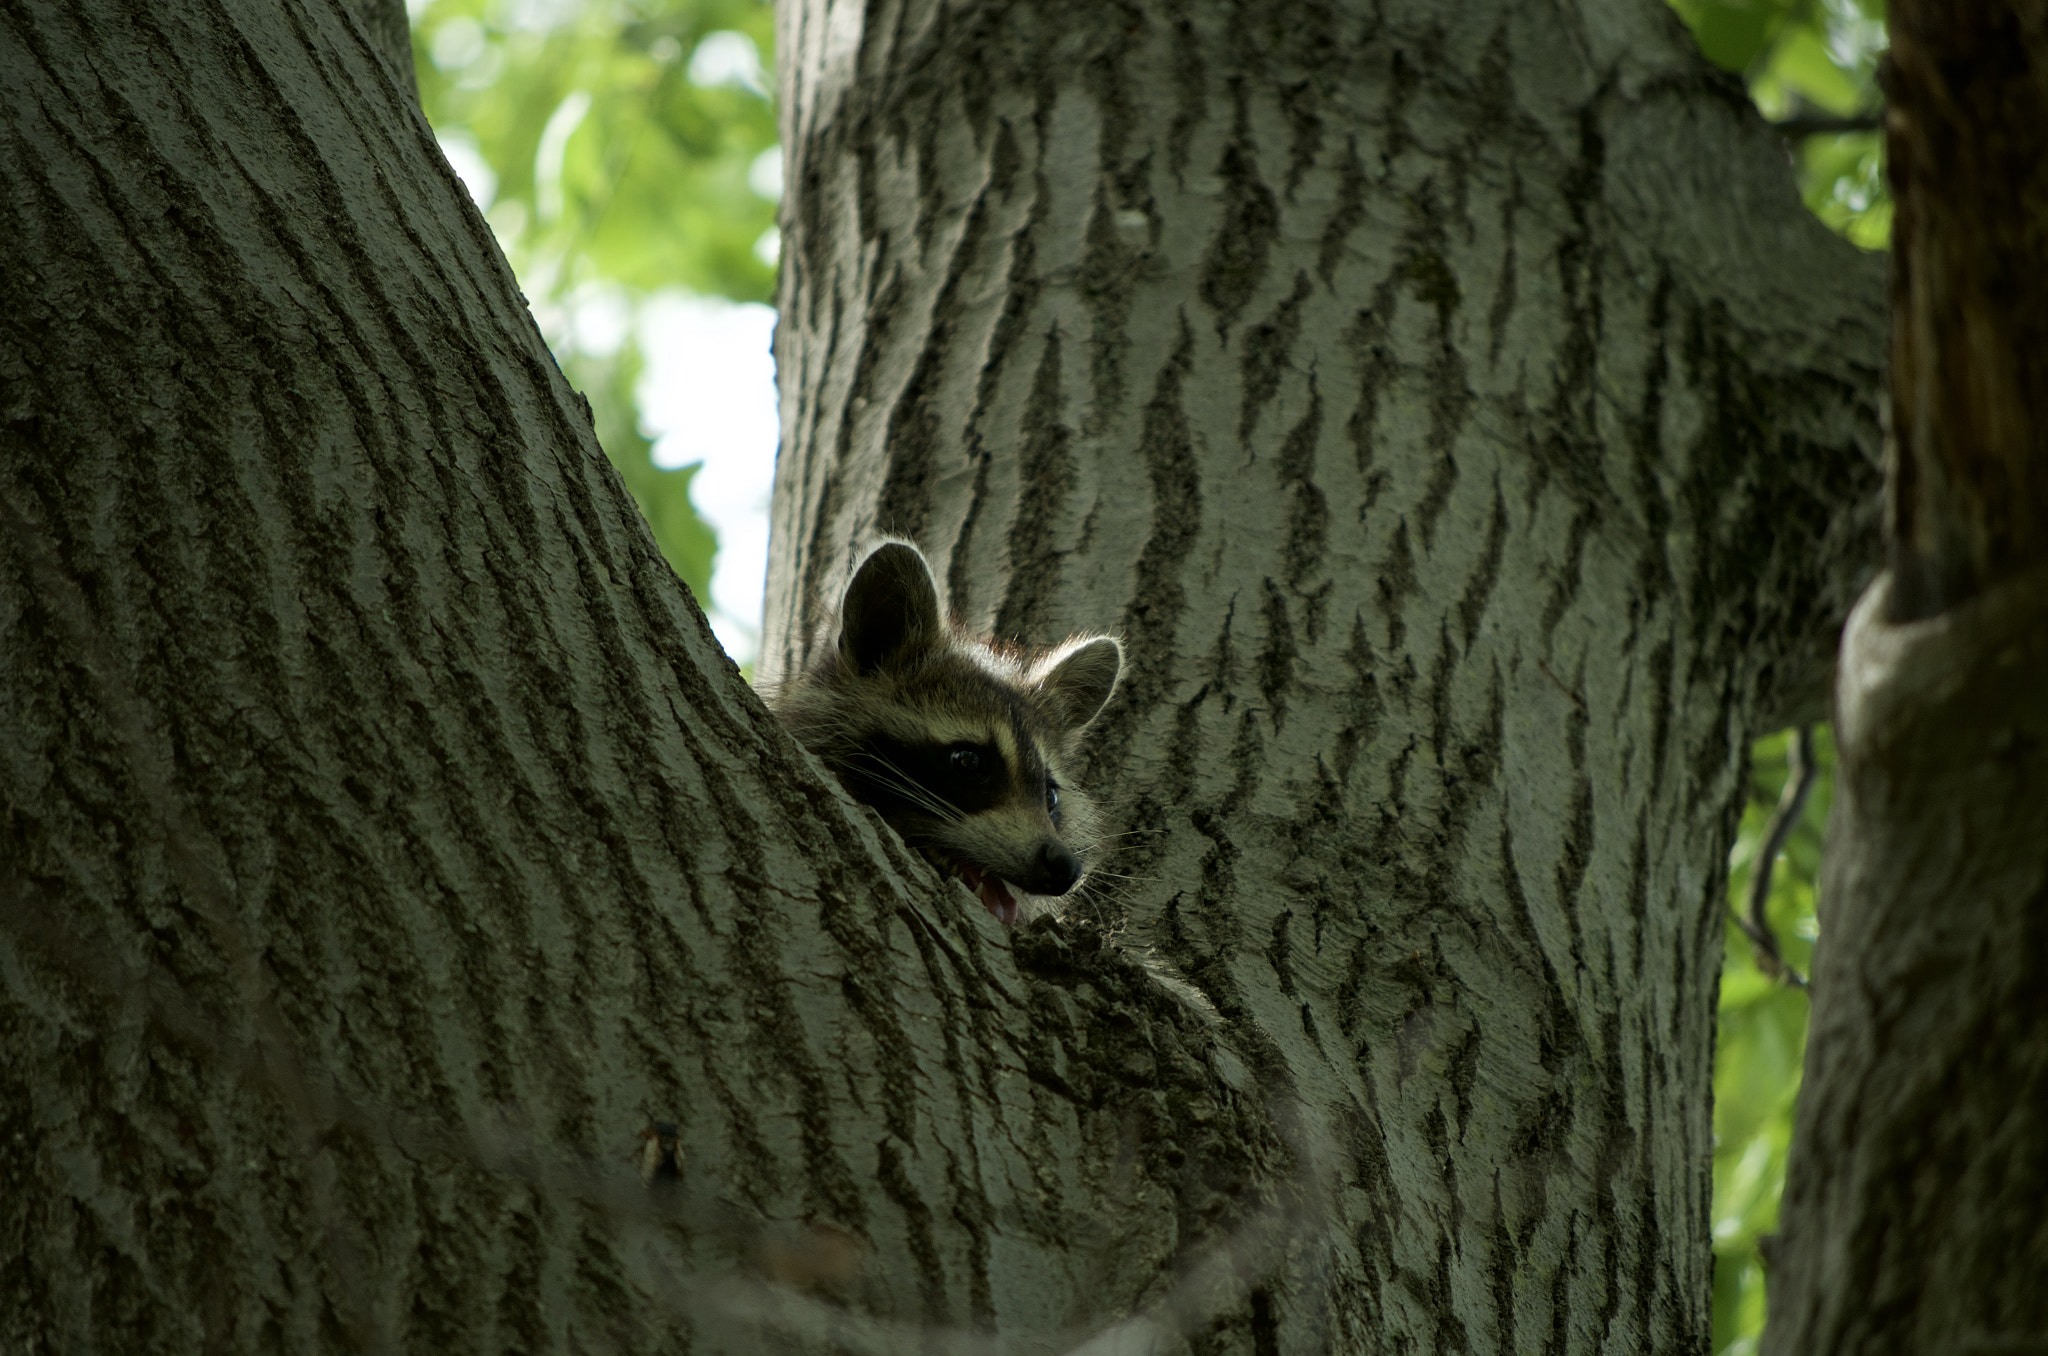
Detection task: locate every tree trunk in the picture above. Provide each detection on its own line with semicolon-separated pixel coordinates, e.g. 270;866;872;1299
1763;7;2048;1353
0;0;1891;1352
767;0;1885;1349
1;2;977;1351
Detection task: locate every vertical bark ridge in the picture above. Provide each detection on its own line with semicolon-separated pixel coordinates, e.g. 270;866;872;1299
993;329;1073;640
1199;138;1281;340
1237;271;1314;445
1078;193;1136;434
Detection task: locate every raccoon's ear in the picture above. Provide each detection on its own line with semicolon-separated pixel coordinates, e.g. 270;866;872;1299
1034;636;1123;733
839;542;945;676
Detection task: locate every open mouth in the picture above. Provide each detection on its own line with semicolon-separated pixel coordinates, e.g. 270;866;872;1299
930;854;1019;925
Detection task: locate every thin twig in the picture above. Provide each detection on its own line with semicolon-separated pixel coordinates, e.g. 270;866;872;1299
1735;726;1818;989
1771;112;1885;137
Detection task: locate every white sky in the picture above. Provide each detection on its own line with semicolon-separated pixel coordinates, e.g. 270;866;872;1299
437;136;781;668
636;294;779;666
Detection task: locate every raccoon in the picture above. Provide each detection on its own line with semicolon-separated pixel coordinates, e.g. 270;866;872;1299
770;542;1123;925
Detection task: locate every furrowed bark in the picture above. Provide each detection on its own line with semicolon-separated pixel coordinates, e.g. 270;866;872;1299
769;0;1884;1348
1765;7;2048;1353
1;2;1107;1351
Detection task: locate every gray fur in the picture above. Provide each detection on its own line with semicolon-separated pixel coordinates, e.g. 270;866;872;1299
769;542;1123;925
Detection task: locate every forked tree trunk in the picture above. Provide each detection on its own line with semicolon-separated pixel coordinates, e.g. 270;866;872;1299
767;0;1884;1349
0;0;1888;1352
1764;7;2048;1353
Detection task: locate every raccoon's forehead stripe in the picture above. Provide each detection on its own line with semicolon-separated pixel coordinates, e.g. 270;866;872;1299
874;711;999;749
1008;713;1054;783
992;722;1021;779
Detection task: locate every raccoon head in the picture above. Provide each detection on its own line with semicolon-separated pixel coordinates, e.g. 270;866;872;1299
773;542;1122;925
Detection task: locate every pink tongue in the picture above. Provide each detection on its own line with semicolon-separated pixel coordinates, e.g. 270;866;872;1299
949;858;1019;925
978;877;1017;925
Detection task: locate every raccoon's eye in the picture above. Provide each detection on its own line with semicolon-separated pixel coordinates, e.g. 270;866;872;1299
950;746;982;777
1045;781;1060;815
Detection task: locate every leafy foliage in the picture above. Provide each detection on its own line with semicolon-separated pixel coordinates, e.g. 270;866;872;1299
1668;0;1891;248
1711;729;1832;1354
572;345;717;592
411;0;781;609
414;0;778;299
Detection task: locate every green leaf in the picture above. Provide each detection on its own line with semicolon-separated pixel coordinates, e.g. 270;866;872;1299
414;0;766;637
416;0;780;303
1669;0;1890;251
1762;25;1866;113
1709;726;1833;1353
1669;0;1799;72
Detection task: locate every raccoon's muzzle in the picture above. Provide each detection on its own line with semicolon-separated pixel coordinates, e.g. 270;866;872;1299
1027;841;1083;896
936;838;1082;925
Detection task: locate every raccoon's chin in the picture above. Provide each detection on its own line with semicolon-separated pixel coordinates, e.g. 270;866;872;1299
924;851;1020;925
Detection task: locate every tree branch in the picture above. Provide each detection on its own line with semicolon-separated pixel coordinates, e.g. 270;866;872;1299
1734;726;1816;989
1772;112;1884;138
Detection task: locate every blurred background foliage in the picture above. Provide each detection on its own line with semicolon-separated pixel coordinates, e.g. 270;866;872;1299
412;0;780;606
409;1;1880;1350
1671;0;1890;246
1712;729;1831;1355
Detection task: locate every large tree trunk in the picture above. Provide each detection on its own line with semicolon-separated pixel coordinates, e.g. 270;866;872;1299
767;0;1885;1350
1;0;1889;1353
1763;7;2048;1353
0;2;962;1351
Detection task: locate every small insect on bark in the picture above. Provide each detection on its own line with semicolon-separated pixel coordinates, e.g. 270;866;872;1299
768;542;1122;925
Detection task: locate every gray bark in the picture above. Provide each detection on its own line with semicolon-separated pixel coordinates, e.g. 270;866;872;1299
767;0;1887;1350
1;2;966;1352
345;0;420;104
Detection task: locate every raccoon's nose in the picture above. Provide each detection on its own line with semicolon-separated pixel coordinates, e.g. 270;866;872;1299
1026;840;1083;896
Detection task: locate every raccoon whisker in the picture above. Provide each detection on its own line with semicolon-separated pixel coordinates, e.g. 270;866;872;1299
849;751;964;823
1079;874;1152;901
844;748;947;806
